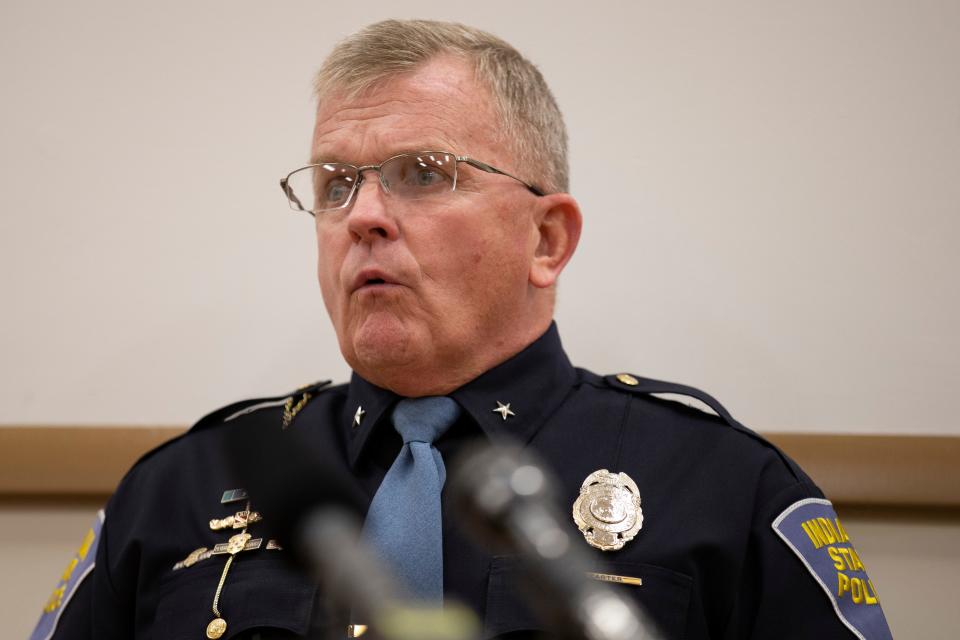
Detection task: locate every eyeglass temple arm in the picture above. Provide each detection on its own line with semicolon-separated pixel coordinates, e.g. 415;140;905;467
280;177;316;217
458;157;546;196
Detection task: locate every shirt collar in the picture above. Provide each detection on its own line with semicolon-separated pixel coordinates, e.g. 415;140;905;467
343;322;576;467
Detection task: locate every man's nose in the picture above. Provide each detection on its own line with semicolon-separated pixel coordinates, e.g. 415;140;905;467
347;171;399;243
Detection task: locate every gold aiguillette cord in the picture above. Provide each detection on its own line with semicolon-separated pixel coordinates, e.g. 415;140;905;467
205;500;252;639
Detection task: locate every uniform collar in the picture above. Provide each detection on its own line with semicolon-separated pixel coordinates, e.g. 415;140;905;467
343;322;576;468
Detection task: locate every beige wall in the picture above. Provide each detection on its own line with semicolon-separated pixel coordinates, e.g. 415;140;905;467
3;502;957;638
841;508;960;638
1;0;958;435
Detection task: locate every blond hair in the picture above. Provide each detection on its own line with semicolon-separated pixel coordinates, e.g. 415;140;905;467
313;19;568;193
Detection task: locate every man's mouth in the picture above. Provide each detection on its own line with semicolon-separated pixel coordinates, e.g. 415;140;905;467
352;269;400;293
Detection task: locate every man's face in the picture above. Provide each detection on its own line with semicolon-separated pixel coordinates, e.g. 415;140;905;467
311;57;544;392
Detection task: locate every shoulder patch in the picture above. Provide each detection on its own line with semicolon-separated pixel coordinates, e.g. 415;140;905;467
772;498;892;640
30;510;104;640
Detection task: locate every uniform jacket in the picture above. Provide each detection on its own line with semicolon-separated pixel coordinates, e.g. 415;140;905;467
37;324;892;639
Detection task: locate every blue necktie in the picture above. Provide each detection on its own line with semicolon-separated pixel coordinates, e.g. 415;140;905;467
362;396;461;603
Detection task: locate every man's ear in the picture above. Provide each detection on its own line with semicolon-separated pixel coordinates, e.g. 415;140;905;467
529;193;582;289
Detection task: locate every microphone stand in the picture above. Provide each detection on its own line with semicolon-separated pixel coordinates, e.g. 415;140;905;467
450;442;663;640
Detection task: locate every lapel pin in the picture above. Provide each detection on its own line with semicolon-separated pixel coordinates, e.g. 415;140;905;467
492;401;516;421
173;547;211;571
220;489;248;505
209;510;262;531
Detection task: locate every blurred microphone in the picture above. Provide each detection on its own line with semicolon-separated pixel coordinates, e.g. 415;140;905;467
223;413;368;560
450;443;662;640
225;416;478;640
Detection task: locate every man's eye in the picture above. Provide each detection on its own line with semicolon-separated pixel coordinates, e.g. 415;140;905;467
324;181;352;204
411;168;446;187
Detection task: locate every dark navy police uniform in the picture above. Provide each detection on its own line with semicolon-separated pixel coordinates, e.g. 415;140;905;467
34;324;892;639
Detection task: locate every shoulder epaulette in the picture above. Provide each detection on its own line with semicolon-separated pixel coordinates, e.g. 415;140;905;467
605;372;743;429
189;379;333;433
110;380;335;493
605;372;806;482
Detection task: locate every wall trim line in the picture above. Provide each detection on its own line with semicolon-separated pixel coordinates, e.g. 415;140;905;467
1;427;957;507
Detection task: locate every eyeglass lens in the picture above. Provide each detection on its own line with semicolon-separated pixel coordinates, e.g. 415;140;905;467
286;152;457;213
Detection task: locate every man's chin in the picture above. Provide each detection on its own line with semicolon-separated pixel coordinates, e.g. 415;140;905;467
344;313;420;376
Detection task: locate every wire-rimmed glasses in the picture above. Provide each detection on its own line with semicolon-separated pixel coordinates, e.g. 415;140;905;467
280;151;544;216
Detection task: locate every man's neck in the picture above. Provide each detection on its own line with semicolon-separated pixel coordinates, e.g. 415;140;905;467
355;317;554;397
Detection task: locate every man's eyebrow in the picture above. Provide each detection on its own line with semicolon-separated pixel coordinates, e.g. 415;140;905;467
308;151;350;165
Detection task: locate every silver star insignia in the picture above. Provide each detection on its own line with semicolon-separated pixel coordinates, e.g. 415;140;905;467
492;401;516;421
353;405;365;427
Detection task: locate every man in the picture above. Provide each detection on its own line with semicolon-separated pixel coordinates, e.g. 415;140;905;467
34;19;892;640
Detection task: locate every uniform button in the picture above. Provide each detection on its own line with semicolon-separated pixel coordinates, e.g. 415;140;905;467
616;373;639;386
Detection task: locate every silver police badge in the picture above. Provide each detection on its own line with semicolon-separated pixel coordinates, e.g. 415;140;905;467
572;469;643;551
